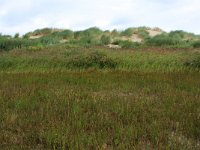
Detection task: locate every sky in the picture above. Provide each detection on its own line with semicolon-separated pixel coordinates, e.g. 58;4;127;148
0;0;200;35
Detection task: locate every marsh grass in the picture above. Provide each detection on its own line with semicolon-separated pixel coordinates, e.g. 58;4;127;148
0;46;199;72
0;45;200;149
0;71;200;149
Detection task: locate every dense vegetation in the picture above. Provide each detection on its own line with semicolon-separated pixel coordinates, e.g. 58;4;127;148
1;71;200;149
1;27;200;51
0;27;200;149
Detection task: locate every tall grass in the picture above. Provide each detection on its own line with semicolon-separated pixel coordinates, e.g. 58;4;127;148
0;46;199;72
0;71;200;149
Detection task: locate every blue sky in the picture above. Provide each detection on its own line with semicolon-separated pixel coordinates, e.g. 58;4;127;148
0;0;200;35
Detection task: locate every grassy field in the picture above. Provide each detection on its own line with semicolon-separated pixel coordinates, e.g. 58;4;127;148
0;45;200;149
0;45;200;72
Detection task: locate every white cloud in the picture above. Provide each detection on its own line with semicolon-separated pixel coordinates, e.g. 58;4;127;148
0;0;200;35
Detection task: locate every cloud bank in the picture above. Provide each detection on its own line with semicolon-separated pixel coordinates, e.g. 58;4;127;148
0;0;200;35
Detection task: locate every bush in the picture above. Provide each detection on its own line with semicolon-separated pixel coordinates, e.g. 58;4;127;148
121;28;134;37
67;51;118;69
192;41;200;48
51;30;74;39
111;29;120;37
14;33;20;38
146;34;182;46
100;35;111;45
23;34;30;39
113;40;140;48
83;27;103;36
0;38;31;51
78;36;99;47
169;30;185;39
184;54;200;69
74;27;103;39
138;30;150;40
73;27;103;47
39;36;60;45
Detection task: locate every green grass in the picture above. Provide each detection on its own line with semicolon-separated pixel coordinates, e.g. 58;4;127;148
0;45;200;149
0;71;200;149
0;45;200;72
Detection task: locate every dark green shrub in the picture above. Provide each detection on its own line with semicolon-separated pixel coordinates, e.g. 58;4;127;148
123;41;140;48
192;41;200;48
79;36;99;47
184;54;200;69
23;34;30;39
73;27;103;46
121;28;134;37
0;38;32;51
1;35;12;38
14;33;20;38
114;40;140;48
62;30;74;39
83;27;103;36
39;36;60;45
169;30;185;39
100;35;111;45
74;31;82;39
146;34;181;46
67;51;118;69
51;30;74;39
74;27;103;39
138;30;150;40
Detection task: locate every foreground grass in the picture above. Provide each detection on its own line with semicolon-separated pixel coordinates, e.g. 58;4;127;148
0;71;200;149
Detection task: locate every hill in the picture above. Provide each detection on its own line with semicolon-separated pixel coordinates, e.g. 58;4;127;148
1;27;200;52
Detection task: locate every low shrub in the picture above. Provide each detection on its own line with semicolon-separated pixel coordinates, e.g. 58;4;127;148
14;33;20;38
121;28;134;37
67;51;118;69
138;30;150;40
51;30;74;39
113;40;140;49
184;54;200;69
0;38;31;51
100;35;111;45
169;30;185;39
192;41;200;48
146;34;182;46
39;36;60;45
